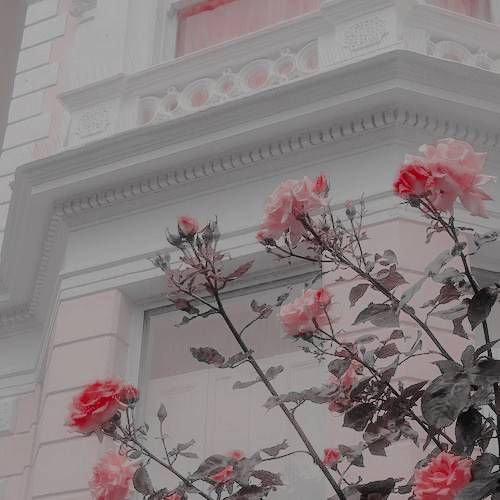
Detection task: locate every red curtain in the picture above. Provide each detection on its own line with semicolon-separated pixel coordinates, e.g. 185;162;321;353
176;0;320;56
429;0;490;20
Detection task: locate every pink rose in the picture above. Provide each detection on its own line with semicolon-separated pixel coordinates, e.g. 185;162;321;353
393;164;432;198
119;384;140;406
421;138;486;169
396;138;495;217
89;451;137;500
259;177;329;244
66;379;123;434
210;465;234;483
279;288;332;337
413;452;472;500
177;215;199;236
323;448;341;467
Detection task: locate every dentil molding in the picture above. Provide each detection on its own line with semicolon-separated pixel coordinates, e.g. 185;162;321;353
16;105;500;334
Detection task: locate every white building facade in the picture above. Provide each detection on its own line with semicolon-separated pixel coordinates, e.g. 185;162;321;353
0;0;500;498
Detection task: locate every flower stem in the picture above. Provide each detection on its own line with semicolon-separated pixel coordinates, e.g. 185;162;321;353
424;205;500;456
122;432;214;500
212;290;347;500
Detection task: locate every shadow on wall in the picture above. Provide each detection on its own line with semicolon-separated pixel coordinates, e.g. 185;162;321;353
0;0;26;150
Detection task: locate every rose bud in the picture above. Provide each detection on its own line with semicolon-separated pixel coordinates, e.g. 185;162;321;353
313;174;329;195
177;215;199;237
119;384;140;406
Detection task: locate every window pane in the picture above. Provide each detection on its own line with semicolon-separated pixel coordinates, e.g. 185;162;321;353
141;284;336;498
176;0;321;57
427;0;491;20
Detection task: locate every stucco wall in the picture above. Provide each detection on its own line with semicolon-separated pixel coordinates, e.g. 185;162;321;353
0;289;134;499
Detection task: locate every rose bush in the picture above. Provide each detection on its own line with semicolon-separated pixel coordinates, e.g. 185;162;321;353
74;138;499;500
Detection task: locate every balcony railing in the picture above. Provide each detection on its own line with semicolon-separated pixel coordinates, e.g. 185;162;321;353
59;0;500;148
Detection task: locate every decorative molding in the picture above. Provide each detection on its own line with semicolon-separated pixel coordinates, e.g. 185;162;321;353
74;102;112;141
399;27;500;72
0;397;16;435
58;108;499;219
138;41;319;126
343;16;389;52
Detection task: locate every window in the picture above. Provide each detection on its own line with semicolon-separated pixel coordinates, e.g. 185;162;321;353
140;282;337;498
427;0;491;21
175;0;320;57
139;279;420;495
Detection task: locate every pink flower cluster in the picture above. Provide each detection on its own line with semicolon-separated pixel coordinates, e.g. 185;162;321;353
89;451;137;500
394;138;495;217
328;360;363;413
279;287;332;337
413;452;472;500
257;175;329;245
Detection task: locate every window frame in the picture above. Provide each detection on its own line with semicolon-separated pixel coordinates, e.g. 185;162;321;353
424;0;499;23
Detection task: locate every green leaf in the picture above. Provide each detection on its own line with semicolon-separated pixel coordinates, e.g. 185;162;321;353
353;303;399;328
328;358;351;378
375;342;400;359
471;358;500;381
468;286;500;330
398;276;426;311
455;474;500;500
264;365;284;380
233;379;260;390
133;466;155;495
190;454;231;480
261;439;288;457
349;283;370;307
343;403;376;431
421;372;472;429
461;345;476;369
455;407;482;455
190;347;225;366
